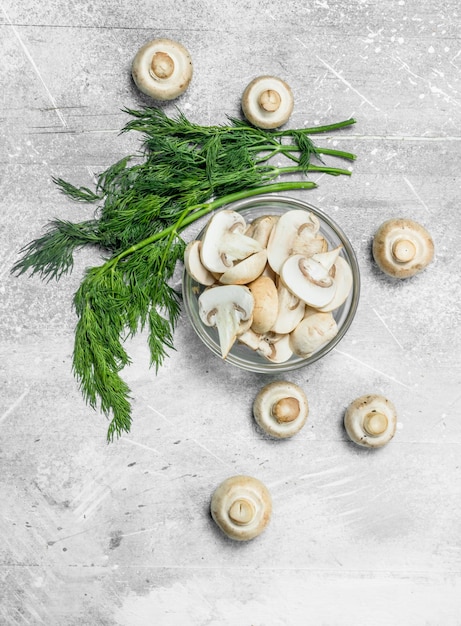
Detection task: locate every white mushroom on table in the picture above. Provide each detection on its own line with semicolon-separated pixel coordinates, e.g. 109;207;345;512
241;75;294;129
344;394;398;448
210;475;272;541
253;380;309;438
187;207;355;362
372;217;434;279
131;38;193;101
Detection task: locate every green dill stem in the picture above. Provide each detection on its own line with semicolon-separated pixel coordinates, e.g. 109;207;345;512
276;118;357;135
274;165;352;177
157;205;191;275
317;147;356;160
252;144;356;163
98;180;317;275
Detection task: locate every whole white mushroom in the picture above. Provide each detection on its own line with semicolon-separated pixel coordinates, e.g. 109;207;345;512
131;38;193;101
241;75;294;129
253;380;309;438
372;218;434;279
210;475;272;541
344;394;397;448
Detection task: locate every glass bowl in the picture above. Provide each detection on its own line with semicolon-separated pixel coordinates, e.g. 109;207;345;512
182;194;360;373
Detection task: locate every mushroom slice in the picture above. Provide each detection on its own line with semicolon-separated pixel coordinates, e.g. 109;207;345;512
291;233;328;257
317;256;353;312
312;245;343;272
344;394;397;448
290;311;338;358
260;262;277;282
280;254;336;308
184;240;216;286
245;214;279;248
267;210;323;274
198;285;254;358
219;249;267;285
241;76;294;130
237;329;272;358
253;380;309;438
200;210;263;274
372;218;434;278
247;275;278;334
271;280;305;334
260;333;293;363
210;475;272;541
131;38;193;101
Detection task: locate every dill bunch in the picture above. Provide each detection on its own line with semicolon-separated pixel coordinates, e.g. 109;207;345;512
12;107;356;440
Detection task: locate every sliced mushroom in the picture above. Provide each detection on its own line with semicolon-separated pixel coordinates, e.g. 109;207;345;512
316;256;353;312
237;328;273;358
131;38;193;101
247;275;278;334
245;214;279;248
372;218;434;278
241;75;294;129
253;380;309;438
184;240;216;286
210;475;272;541
267;210;324;274
280;254;336;308
198;285;254;358
312;245;342;272
344;394;397;448
219;249;267;285
290;311;338;357
200;210;263;274
260;332;293;363
271;280;305;334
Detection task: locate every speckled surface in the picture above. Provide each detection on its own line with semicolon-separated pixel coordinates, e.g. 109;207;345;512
1;1;461;624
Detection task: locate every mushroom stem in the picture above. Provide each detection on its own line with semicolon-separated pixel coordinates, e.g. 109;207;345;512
392;238;416;263
299;257;334;288
212;305;245;359
363;412;388;436
228;498;255;525
150;51;175;79
272;397;300;423
258;89;281;112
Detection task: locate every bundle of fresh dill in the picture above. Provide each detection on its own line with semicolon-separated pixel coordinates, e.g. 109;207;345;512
12;107;356;441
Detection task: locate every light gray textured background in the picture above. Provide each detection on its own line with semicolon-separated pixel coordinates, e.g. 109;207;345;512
1;1;460;624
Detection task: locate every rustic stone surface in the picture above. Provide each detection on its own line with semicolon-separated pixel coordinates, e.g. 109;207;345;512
1;1;460;624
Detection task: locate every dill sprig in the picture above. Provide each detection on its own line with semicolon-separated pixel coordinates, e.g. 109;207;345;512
12;107;356;440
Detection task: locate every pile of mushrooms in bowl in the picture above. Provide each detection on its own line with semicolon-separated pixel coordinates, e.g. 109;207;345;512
182;195;360;373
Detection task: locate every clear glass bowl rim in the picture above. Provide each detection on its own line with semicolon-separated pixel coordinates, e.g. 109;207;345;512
181;194;361;373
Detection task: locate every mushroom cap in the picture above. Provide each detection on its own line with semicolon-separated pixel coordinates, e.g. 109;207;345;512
372;218;434;278
280;254;336;308
198;285;254;358
253;380;309;438
247;275;279;334
344;394;397;448
184;240;216;286
210;475;272;541
131;38;193;101
200;210;262;274
289;311;338;358
241;75;294;129
245;214;279;248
